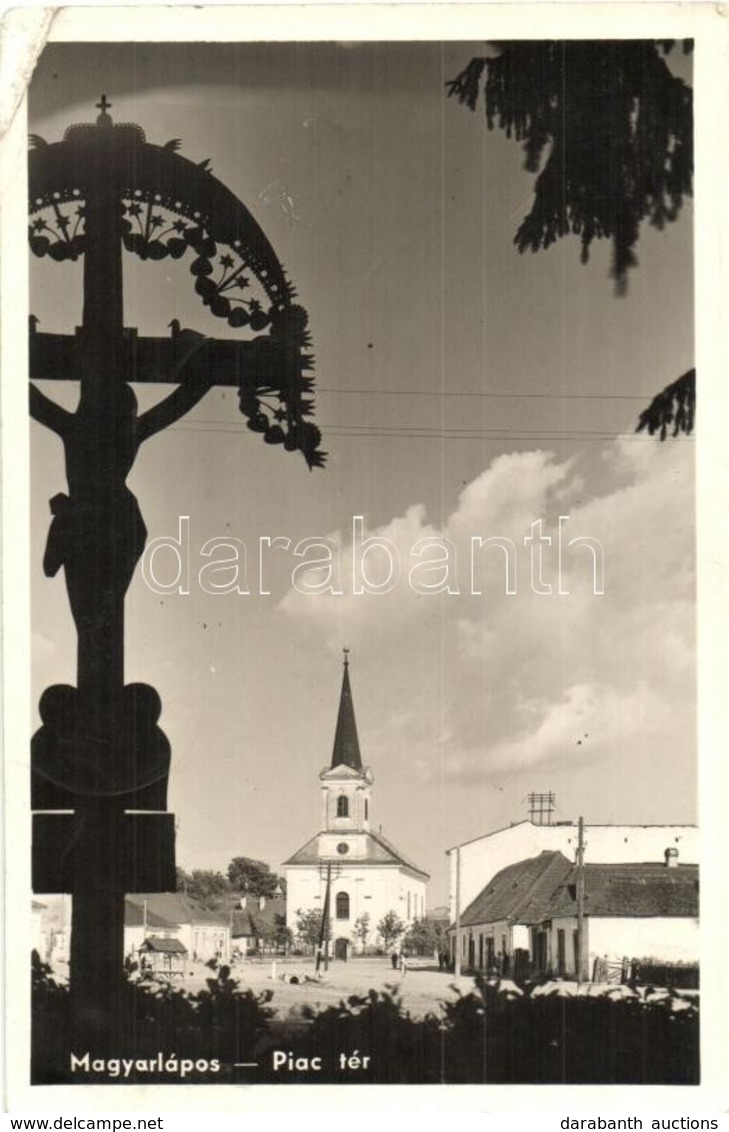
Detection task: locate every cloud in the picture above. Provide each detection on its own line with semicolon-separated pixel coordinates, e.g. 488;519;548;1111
278;438;694;788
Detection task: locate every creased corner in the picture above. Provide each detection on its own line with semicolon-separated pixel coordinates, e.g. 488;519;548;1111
0;7;56;138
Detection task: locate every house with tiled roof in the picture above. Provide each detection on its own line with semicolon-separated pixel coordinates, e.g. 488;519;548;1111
456;849;699;979
446;813;698;927
124;897;181;959
539;855;699;978
458;850;573;973
231;892;287;954
284;653;429;958
126;893;230;962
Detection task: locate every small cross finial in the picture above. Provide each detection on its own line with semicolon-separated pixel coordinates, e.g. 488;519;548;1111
95;94;113;126
343;647;350;667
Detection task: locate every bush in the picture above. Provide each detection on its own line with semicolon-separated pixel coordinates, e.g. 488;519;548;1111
630;959;699;990
31;960;699;1085
31;956;275;1084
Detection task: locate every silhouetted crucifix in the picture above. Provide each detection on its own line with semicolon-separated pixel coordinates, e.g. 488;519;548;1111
29;98;321;1050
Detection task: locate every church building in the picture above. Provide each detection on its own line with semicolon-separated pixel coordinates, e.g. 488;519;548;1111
283;652;429;958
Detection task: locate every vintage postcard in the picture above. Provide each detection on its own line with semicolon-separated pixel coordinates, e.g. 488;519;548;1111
2;2;728;1115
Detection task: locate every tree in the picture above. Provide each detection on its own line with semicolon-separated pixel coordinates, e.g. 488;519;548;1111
377;910;406;953
447;40;696;436
635;369;695;440
258;913;294;955
403;917;443;957
176;868;233;912
447;41;692;293
352;912;371;954
226;857;286;899
294;907;331;954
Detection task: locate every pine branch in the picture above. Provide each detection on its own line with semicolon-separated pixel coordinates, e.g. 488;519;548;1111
636;369;695;439
448;41;693;292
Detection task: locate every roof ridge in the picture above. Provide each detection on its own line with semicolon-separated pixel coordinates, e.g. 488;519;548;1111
446;821;697;853
368;828;430;878
460;851;573;926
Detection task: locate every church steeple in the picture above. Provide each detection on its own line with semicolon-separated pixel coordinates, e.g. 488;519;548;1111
319;651;372;834
330;649;362;771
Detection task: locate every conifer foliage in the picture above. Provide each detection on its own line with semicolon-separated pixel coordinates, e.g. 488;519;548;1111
446;41;693;295
636;368;695;440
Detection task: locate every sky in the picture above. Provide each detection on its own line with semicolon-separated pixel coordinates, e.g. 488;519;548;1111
28;40;695;906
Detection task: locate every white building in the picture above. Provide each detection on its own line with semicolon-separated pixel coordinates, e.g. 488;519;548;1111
32;900;46;956
284;653;429;958
447;815;698;927
126;893;230;962
542;855;699;977
456;849;698;979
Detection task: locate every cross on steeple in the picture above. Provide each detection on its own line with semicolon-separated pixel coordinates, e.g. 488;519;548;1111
343;646;350;668
95;94;113;125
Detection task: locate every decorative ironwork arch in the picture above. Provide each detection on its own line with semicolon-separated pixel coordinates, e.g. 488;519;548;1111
28;103;324;467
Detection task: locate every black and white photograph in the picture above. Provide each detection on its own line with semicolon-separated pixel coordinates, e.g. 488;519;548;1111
3;2;729;1110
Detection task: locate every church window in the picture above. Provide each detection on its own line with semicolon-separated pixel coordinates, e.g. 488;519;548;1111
365;799;369;820
336;892;350;919
336;795;349;818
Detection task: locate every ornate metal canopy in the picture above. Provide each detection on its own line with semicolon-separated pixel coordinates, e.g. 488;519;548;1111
28;98;325;467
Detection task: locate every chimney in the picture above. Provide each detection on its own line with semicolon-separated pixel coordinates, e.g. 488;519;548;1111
664;847;679;868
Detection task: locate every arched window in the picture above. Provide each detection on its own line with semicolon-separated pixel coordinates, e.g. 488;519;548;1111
336;891;350;920
364;799;369;821
336;795;349;818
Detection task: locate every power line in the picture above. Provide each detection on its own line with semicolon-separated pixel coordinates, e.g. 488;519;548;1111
167;421;693;443
289;423;656;437
314;386;658;402
319;431;693;443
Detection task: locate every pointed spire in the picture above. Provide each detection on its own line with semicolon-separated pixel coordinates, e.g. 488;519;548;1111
331;649;363;770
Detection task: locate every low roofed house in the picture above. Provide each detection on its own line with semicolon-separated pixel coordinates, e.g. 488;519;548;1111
446;806;698;926
32;895;70;963
127;893;230;962
539;853;699;980
455;849;699;982
124;897;181;959
457;851;573;976
231;892;287;955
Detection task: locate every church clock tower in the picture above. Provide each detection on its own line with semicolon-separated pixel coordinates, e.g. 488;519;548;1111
284;652;429;956
320;650;374;842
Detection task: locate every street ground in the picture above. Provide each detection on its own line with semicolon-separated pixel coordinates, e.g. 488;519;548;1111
48;955;477;1021
214;956;476;1020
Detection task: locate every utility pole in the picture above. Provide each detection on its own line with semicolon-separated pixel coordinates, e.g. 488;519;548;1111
454;845;462;977
575;815;588;984
316;861;333;973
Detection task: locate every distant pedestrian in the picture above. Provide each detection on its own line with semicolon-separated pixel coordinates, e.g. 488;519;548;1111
391;951;399;970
